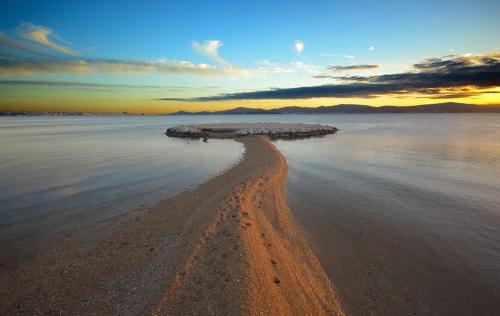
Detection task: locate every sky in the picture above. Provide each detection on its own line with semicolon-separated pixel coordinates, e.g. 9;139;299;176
0;0;499;113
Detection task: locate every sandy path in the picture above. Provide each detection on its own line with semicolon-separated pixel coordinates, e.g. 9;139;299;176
1;136;343;315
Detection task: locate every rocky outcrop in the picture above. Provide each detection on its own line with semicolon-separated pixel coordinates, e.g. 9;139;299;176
166;123;339;139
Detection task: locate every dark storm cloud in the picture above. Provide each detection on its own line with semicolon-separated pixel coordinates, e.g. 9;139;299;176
160;53;500;101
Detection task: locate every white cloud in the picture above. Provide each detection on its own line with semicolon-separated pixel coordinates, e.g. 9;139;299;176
191;40;254;75
294;40;304;54
20;23;77;56
369;46;375;51
192;40;227;65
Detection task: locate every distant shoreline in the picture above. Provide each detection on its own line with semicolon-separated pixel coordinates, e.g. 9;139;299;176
2;102;500;116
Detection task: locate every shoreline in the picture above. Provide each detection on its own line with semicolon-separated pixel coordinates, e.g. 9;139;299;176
1;136;343;315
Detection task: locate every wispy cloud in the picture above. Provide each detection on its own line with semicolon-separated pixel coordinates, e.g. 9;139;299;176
294;40;304;54
0;32;51;56
0;30;252;76
0;56;249;76
369;46;375;51
0;79;218;91
319;53;355;59
19;23;77;56
328;64;380;72
159;53;500;101
256;60;294;74
311;75;332;79
0;23;77;57
0;26;317;78
192;40;227;65
254;60;321;76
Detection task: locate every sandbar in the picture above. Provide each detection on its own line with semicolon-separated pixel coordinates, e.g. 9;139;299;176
1;133;343;315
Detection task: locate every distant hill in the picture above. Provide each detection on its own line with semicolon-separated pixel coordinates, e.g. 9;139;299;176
169;102;500;115
170;107;283;115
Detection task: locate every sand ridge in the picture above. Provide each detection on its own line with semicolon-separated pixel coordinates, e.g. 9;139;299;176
1;136;343;315
237;137;343;315
154;136;344;315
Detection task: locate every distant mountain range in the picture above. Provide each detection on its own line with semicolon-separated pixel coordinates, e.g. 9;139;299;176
170;102;500;115
2;102;499;116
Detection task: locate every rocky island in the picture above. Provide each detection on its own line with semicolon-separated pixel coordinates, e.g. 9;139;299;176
165;122;339;139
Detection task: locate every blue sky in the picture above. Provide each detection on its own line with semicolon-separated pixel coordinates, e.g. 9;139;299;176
2;0;498;61
0;0;499;112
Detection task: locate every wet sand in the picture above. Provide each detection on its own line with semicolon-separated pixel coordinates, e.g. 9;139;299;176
0;136;343;315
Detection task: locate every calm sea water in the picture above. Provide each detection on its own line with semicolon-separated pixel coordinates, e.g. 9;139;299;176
0;116;243;262
1;114;499;314
273;114;500;315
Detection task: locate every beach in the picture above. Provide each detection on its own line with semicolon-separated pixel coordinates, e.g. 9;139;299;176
1;1;499;313
1;135;343;315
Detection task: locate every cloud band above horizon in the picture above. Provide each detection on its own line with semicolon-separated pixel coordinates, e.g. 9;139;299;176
0;56;249;76
159;53;500;101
